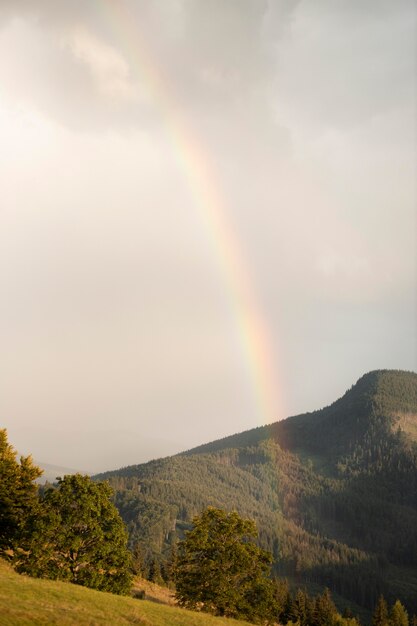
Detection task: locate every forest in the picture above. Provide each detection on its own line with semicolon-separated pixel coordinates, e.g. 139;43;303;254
97;370;417;617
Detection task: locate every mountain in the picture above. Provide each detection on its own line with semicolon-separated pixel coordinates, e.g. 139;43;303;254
96;370;417;617
35;462;87;484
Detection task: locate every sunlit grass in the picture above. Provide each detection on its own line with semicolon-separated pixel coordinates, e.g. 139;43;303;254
0;560;254;626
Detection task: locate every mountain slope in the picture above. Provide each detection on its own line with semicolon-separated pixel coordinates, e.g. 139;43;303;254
97;370;417;616
186;370;417;467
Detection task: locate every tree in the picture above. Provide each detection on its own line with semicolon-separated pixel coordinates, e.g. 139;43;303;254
174;506;277;624
390;600;409;626
312;588;338;626
372;595;389;626
274;577;293;624
15;474;132;595
0;429;42;551
292;588;313;626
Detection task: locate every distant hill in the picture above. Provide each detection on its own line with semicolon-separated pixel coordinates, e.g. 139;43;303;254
35;462;87;484
96;370;417;617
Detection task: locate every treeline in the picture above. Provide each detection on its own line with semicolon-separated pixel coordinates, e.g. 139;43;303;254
273;584;415;626
100;437;417;613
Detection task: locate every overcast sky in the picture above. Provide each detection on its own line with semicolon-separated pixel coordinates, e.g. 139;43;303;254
1;0;416;472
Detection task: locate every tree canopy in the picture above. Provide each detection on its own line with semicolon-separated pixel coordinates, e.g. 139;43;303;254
174;506;276;624
15;474;133;595
0;428;42;551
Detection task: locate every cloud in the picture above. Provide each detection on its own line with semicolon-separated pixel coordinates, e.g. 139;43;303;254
1;0;416;470
0;0;298;133
272;0;416;130
62;26;137;102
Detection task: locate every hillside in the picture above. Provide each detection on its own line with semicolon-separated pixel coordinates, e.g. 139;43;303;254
186;370;417;465
97;370;417;617
0;559;252;626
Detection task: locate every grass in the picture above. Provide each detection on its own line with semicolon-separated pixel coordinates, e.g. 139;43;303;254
132;578;176;606
0;560;255;626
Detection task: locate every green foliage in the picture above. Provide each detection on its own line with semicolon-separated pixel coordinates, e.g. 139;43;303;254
390;600;409;626
97;370;417;615
274;578;294;624
174;507;277;624
273;582;363;626
15;474;132;595
312;587;338;626
290;588;313;626
0;429;42;551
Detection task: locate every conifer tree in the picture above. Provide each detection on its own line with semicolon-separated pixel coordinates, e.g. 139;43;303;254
390;600;409;626
292;588;311;626
275;577;293;624
372;595;389;626
0;429;42;551
148;557;163;584
313;587;338;626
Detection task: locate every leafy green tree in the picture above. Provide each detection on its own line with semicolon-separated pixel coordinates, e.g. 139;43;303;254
390;600;409;626
15;474;132;595
174;506;277;624
0;429;42;551
373;596;390;626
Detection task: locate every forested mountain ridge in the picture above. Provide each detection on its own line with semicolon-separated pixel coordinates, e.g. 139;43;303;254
96;370;417;617
185;370;417;471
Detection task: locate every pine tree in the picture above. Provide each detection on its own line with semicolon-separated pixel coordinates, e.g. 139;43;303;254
372;595;389;626
131;542;145;576
164;543;177;585
275;577;293;624
292;588;310;626
148;557;163;584
390;600;409;626
313;588;338;626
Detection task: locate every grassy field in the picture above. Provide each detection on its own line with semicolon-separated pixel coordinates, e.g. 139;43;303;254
0;560;254;626
132;577;176;606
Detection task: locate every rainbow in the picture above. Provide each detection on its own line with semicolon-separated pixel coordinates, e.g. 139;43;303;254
98;0;282;425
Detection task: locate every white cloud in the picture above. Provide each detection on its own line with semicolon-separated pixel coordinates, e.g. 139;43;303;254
61;26;137;102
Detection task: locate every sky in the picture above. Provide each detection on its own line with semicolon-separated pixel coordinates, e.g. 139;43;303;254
1;0;416;473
